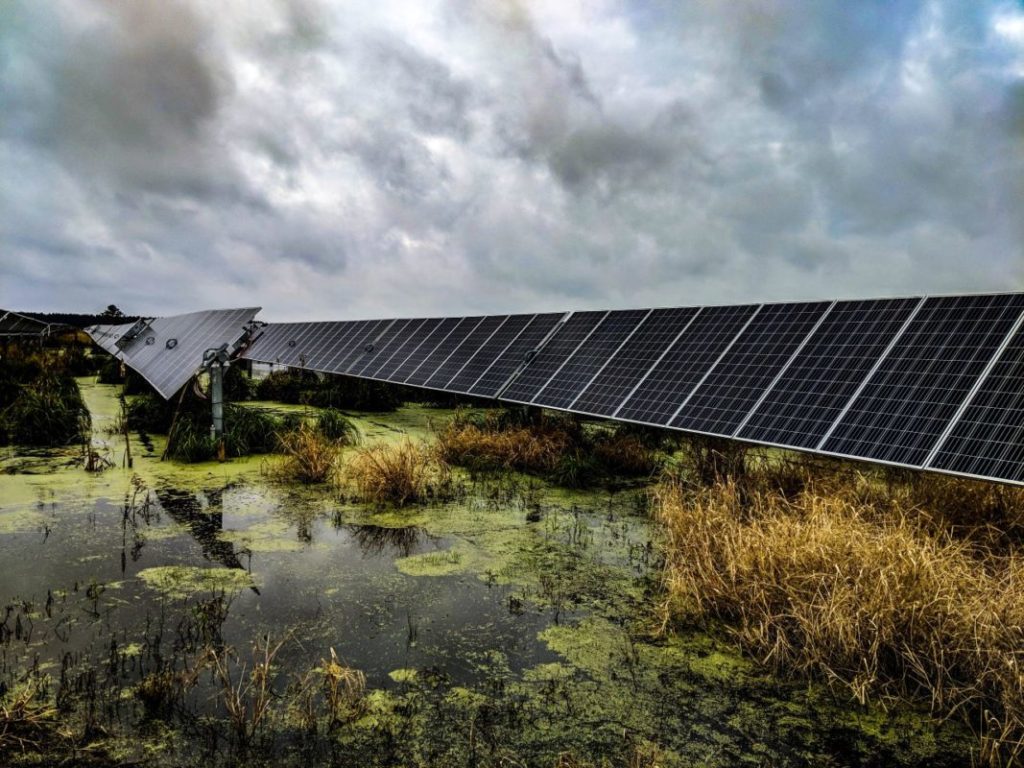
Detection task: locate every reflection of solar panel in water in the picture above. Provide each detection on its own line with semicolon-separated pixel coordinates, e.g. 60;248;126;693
671;301;832;437
738;298;923;449
446;314;534;394
500;312;607;404
390;317;462;383
531;310;650;410
406;317;484;387
929;320;1024;483
122;308;259;399
822;293;1024;467
424;316;508;390
570;308;700;417
469;313;565;398
616;304;759;425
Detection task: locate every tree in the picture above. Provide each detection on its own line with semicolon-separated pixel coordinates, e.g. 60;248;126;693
99;305;125;320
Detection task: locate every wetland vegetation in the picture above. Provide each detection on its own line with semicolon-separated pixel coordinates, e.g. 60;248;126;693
0;355;1016;766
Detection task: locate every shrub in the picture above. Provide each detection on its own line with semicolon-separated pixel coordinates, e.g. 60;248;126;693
316;407;358;444
274;424;338;484
344;439;454;506
0;372;90;446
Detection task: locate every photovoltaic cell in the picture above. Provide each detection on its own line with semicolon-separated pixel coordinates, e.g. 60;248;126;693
500;312;607;404
616;304;759;425
531;310;650;410
468;313;565;398
406;317;484;387
738;298;922;449
446;314;534;394
671;301;832;436
822;293;1024;466
570;307;700;417
423;316;508;389
390;317;462;383
929;322;1024;482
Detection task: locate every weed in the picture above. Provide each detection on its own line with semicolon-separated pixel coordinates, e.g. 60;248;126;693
315;407;358;444
274;424;338;484
345;439;455;506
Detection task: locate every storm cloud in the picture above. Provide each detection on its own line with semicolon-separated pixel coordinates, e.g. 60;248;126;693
0;0;1021;318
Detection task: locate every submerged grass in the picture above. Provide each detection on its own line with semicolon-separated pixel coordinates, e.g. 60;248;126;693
653;468;1024;764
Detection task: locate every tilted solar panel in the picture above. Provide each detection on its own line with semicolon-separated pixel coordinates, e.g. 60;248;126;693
499;312;607;404
88;322;135;356
350;319;415;377
446;314;534;394
468;313;566;398
738;297;923;449
406;317;484;387
390;317;462;383
424;316;509;390
821;293;1024;467
334;320;393;375
926;316;1024;482
570;307;701;418
530;310;650;411
119;308;259;399
615;304;759;425
374;318;445;382
671;301;833;436
362;318;429;380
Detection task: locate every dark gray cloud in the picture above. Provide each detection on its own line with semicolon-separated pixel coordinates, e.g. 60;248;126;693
0;0;1021;319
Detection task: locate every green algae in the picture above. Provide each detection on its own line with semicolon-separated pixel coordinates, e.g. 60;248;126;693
219;518;314;553
0;507;48;533
394;547;466;576
136;565;257;598
388;668;418;684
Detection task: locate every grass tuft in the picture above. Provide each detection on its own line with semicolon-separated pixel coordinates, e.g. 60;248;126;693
344;439;455;506
274;424;338;484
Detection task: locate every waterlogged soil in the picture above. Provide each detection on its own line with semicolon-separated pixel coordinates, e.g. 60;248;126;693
0;380;975;766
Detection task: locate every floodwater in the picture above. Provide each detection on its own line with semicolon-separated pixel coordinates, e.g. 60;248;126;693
0;380;974;766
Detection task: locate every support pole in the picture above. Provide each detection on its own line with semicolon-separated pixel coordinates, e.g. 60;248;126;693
210;362;224;440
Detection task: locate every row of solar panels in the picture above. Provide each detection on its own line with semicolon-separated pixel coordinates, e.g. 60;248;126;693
237;293;1024;485
84;293;1024;486
0;309;63;338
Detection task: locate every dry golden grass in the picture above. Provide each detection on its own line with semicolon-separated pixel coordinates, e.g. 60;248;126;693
344;439;454;506
0;679;58;754
435;417;570;474
274;424;338;484
653;471;1024;764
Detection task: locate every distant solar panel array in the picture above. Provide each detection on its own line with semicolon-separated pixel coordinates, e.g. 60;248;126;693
86;293;1024;486
0;309;63;338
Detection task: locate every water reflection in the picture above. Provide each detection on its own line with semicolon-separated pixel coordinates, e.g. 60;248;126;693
346;524;429;558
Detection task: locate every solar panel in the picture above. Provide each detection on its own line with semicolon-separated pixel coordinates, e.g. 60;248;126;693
821;293;1024;466
361;318;427;380
374;318;444;382
468;313;565;398
530;310;651;410
422;315;508;390
499;311;608;404
568;308;701;417
88;322;136;356
390;317;462;383
670;301;832;436
333;320;393;375
1;310;57;337
349;318;415;377
405;317;485;387
119;308;259;399
737;298;923;449
615;304;759;425
445;314;534;394
927;317;1024;482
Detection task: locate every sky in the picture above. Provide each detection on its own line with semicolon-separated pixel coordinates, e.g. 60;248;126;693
1;0;1023;321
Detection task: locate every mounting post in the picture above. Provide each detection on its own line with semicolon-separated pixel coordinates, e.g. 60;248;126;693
202;344;232;458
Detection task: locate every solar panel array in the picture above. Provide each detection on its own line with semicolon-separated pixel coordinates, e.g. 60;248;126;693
0;309;61;338
86;292;1024;486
